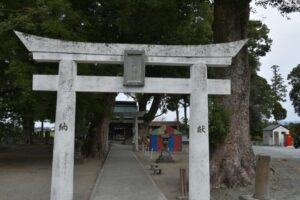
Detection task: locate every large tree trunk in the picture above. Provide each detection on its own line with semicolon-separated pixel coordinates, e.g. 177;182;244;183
41;120;44;138
82;120;98;158
23;113;34;144
138;94;162;143
83;93;116;158
210;0;255;187
175;108;180;130
98;107;114;155
180;96;188;127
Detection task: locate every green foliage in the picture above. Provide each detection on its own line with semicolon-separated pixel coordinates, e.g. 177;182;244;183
288;64;300;116
272;101;287;122
269;65;287;122
180;117;189;136
0;0;214;142
251;75;274;118
255;0;300;14
166;95;180;112
247;1;300;138
271;65;287;102
165;94;189;115
247;19;274;137
249;65;287;135
250;75;274;136
209;98;230;152
248;20;272;59
70;0;213;44
288;123;300;138
165;94;190;135
0;0;91;140
247;20;288;135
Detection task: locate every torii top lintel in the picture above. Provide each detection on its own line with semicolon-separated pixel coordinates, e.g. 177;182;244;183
14;31;247;67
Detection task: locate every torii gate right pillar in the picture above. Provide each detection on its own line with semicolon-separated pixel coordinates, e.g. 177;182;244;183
189;63;210;200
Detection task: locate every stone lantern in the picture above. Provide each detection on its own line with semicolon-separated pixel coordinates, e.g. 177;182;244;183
156;133;174;163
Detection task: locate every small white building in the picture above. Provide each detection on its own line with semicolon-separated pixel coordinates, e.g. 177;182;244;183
263;125;289;146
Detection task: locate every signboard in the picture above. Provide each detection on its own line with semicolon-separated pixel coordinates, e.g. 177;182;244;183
123;50;145;87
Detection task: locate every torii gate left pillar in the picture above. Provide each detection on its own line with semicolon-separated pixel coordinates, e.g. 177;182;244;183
15;31;246;200
51;60;77;200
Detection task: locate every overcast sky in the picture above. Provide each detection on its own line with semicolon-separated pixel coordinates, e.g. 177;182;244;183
251;3;300;122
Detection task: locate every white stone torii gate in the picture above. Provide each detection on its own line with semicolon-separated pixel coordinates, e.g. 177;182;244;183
15;31;246;200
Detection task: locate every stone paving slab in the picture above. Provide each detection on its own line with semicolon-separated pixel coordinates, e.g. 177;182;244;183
90;144;167;200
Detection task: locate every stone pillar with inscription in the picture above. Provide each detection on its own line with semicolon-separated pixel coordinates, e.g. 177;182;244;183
51;60;77;200
189;63;210;200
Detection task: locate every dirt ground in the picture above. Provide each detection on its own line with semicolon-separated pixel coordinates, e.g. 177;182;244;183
135;148;300;200
0;145;103;200
1;144;299;200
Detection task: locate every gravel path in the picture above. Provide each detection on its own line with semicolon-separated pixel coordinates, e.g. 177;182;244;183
136;145;300;200
90;144;167;200
253;145;300;159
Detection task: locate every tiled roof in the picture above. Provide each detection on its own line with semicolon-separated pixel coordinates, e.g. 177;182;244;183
113;101;137;113
263;124;282;131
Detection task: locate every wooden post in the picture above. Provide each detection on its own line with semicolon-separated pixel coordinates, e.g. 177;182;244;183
180;168;187;197
253;155;271;199
189;63;210;200
50;60;77;200
240;155;272;200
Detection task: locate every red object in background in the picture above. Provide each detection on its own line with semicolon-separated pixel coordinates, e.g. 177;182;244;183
287;133;293;146
158;136;164;151
150;125;183;152
166;125;174;134
284;133;293;146
174;135;182;151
